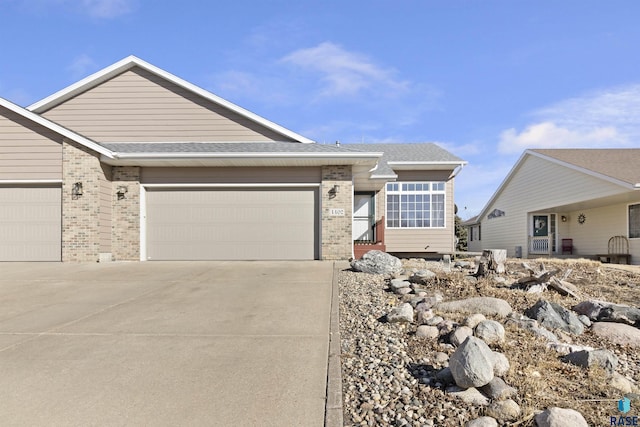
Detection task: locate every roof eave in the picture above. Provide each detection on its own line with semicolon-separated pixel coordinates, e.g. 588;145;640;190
0;97;114;158
27;55;315;144
386;160;468;171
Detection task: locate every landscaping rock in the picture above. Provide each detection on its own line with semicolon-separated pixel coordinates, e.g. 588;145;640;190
573;300;640;326
591;322;640;348
415;325;439;339
561;349;618;374
386;303;414;323
505;313;559;342
479;377;517;400
447;386;489;405
415;305;435;324
389;278;411;292
524;299;584;335
435;366;455;384
449;336;495;388
464;313;487;329
466;417;498;427
486;399;520;421
351;250;403;275
534;407;588;427
492;351;510;377
409;269;437;285
610;372;636;393
450;326;474;347
435;297;513;318
474;320;505;344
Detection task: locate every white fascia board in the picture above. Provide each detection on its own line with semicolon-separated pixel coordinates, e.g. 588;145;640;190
0;179;63;184
527;150;637;190
28;55;315;144
476;151;529;221
0;98;114;158
109;151;383;160
386;160;468;170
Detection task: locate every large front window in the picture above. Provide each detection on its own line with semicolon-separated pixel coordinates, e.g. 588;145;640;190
386;182;445;228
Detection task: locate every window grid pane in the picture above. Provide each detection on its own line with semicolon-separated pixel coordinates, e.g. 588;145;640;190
385;181;445;229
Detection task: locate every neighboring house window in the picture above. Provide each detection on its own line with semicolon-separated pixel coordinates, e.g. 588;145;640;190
386;182;445;228
630;203;640;238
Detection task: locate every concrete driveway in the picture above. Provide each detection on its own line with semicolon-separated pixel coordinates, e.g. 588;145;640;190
0;261;334;426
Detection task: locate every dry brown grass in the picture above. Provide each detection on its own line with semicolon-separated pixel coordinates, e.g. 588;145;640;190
404;258;640;425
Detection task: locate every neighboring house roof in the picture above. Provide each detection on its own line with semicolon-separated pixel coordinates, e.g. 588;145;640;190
461;215;479;226
531;149;640;187
0;97;114;158
476;148;640;221
347;143;467;178
27;55;315;144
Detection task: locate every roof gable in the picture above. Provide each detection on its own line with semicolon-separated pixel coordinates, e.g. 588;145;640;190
28;56;314;144
476;148;640;221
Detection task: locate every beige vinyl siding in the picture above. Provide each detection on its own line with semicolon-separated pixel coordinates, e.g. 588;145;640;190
385;171;456;253
0;107;62;180
561;202;640;262
41;67;297;143
99;164;112;253
480;155;630;257
141;166;321;184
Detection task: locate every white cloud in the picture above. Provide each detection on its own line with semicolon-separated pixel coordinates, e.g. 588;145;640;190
67;54;98;79
497;83;640;154
498;121;623;154
79;0;135;18
281;42;409;98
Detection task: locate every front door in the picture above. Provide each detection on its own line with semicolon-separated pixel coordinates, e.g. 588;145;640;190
353;193;374;241
531;214;556;253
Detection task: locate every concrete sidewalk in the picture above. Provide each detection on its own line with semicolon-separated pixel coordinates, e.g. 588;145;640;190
0;261;334;426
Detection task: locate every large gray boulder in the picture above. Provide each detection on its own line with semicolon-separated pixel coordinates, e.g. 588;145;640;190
351;250;403;275
573;300;640;326
435;297;513;318
591;322;640;348
534;407;588;427
449;336;495;388
524;300;584;335
561;349;618;374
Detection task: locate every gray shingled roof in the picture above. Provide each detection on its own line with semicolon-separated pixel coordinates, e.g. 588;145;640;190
101;141;373;154
347;143;466;176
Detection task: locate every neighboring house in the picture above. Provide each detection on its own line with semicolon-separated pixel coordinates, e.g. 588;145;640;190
466;149;640;263
0;56;465;262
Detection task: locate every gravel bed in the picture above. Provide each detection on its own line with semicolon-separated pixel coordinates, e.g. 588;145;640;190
338;259;640;426
339;262;478;426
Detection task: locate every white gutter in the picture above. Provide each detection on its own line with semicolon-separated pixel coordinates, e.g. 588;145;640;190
109;151;384;160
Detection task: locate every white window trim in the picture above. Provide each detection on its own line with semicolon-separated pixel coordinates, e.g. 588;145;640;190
628;202;640;239
385;181;446;229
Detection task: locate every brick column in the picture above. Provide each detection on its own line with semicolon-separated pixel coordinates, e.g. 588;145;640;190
321;165;353;260
112;166;141;261
61;140;102;262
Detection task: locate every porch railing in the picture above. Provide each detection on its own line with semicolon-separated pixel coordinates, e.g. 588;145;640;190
528;233;554;256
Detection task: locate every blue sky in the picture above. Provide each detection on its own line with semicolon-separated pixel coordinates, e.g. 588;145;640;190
2;0;640;219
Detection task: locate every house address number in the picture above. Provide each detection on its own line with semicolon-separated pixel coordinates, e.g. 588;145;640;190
330;208;345;216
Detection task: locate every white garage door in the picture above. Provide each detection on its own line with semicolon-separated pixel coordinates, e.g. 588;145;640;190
0;185;61;261
145;187;318;260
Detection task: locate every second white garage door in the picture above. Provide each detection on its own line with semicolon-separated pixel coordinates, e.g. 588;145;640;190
145;187;318;260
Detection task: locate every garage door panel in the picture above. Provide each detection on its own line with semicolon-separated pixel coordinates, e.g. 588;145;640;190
0;186;61;261
146;188;318;260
